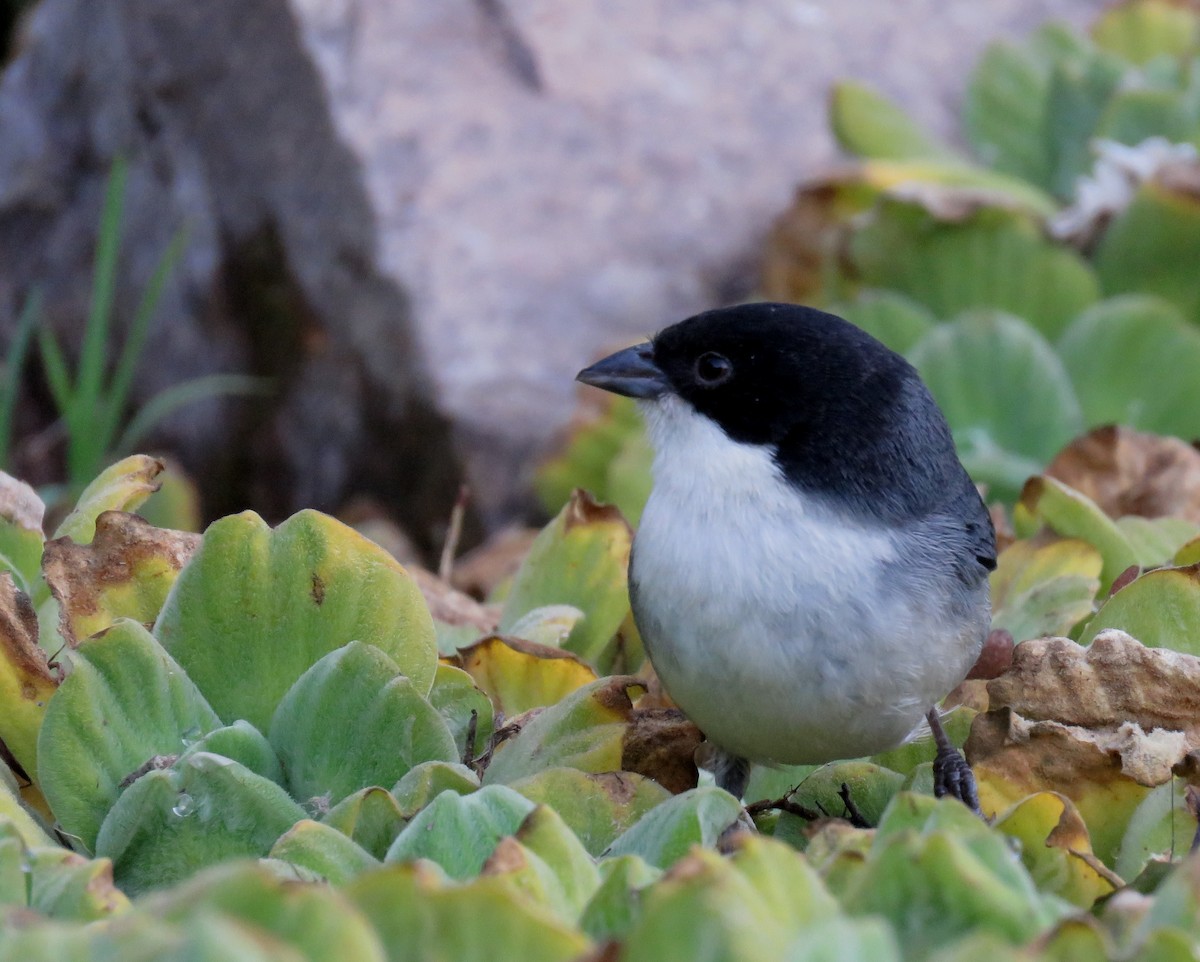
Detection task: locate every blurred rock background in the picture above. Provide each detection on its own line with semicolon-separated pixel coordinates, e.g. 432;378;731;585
0;0;1101;551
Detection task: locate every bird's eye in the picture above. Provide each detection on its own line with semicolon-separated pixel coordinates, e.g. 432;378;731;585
694;352;733;386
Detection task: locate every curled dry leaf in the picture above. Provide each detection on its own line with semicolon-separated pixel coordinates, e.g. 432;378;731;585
986;631;1200;739
968;630;1200;861
1046;426;1200;525
42;511;200;646
409;567;500;635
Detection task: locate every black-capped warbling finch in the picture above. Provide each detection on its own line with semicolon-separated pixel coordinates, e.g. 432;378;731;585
577;303;995;811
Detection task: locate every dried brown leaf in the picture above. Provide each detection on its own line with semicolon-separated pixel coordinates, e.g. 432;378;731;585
1046;426;1200;524
409;566;500;633
451;526;539;599
760;173;860;303
986;631;1200;739
621;708;702;795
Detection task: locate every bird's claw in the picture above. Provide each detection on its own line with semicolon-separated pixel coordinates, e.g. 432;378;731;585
933;745;980;815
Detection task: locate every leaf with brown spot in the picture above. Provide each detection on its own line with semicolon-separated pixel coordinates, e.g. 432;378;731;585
1047;426;1200;526
453;634;598;717
483;677;644;786
989;539;1101;643
42;511;200;646
509;768;672;856
53;455;164;545
0;572;59;780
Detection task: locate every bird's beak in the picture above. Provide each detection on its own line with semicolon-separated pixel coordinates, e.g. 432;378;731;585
576;342;669;399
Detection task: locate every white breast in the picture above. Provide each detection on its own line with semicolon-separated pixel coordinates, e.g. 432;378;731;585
632;396;980;765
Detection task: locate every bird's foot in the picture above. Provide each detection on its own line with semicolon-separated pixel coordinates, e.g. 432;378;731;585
927;707;981;815
699;745;752;800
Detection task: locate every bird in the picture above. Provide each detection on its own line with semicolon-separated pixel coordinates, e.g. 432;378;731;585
576;302;995;810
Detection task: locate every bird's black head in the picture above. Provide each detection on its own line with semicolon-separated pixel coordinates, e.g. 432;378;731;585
578;302;979;525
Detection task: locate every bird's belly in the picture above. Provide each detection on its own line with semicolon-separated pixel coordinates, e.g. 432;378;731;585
630;496;983;765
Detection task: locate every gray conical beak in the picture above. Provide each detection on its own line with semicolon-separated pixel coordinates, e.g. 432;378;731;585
576;342;669;399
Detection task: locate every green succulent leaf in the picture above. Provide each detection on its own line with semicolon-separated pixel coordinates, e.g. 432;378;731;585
603;787;743;869
488;805;601;922
143;861;386;961
384;784;536;880
1116;779;1196;882
427;663;494;762
908;312;1083;500
1094;174;1200;325
321;787;409;860
509;767;672;857
852;200;1099;341
836;289;937;355
830;81;959;162
94;753;307;895
483;677;640;786
1058;296;1200;440
990;538;1103;643
53;456;164;545
155;509;437;733
619;837;843;962
580;854;662;942
845;803;1069;956
0;473;45;597
1015;476;1140;593
37;619;222;852
270;819;379;885
391;761;480;817
499;492;634;670
177;720;282;786
1116;516;1200;568
992;792;1116;907
1078;563;1200;652
1092;0;1200;65
268;642;458;808
964;24;1101;193
0;820;130;923
348;863;590;962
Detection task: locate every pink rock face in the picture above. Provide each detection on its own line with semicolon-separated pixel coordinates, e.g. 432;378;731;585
293;0;1096;518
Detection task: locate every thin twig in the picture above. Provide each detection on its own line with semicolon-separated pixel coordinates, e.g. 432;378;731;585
439;485;470;582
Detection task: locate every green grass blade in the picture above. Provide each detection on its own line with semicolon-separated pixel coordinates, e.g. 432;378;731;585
76;157;128;447
99;225;187;451
0;289;42;468
114;374;272;453
37;324;74;418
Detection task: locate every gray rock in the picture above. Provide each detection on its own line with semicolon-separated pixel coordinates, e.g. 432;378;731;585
0;0;1100;531
0;0;465;548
